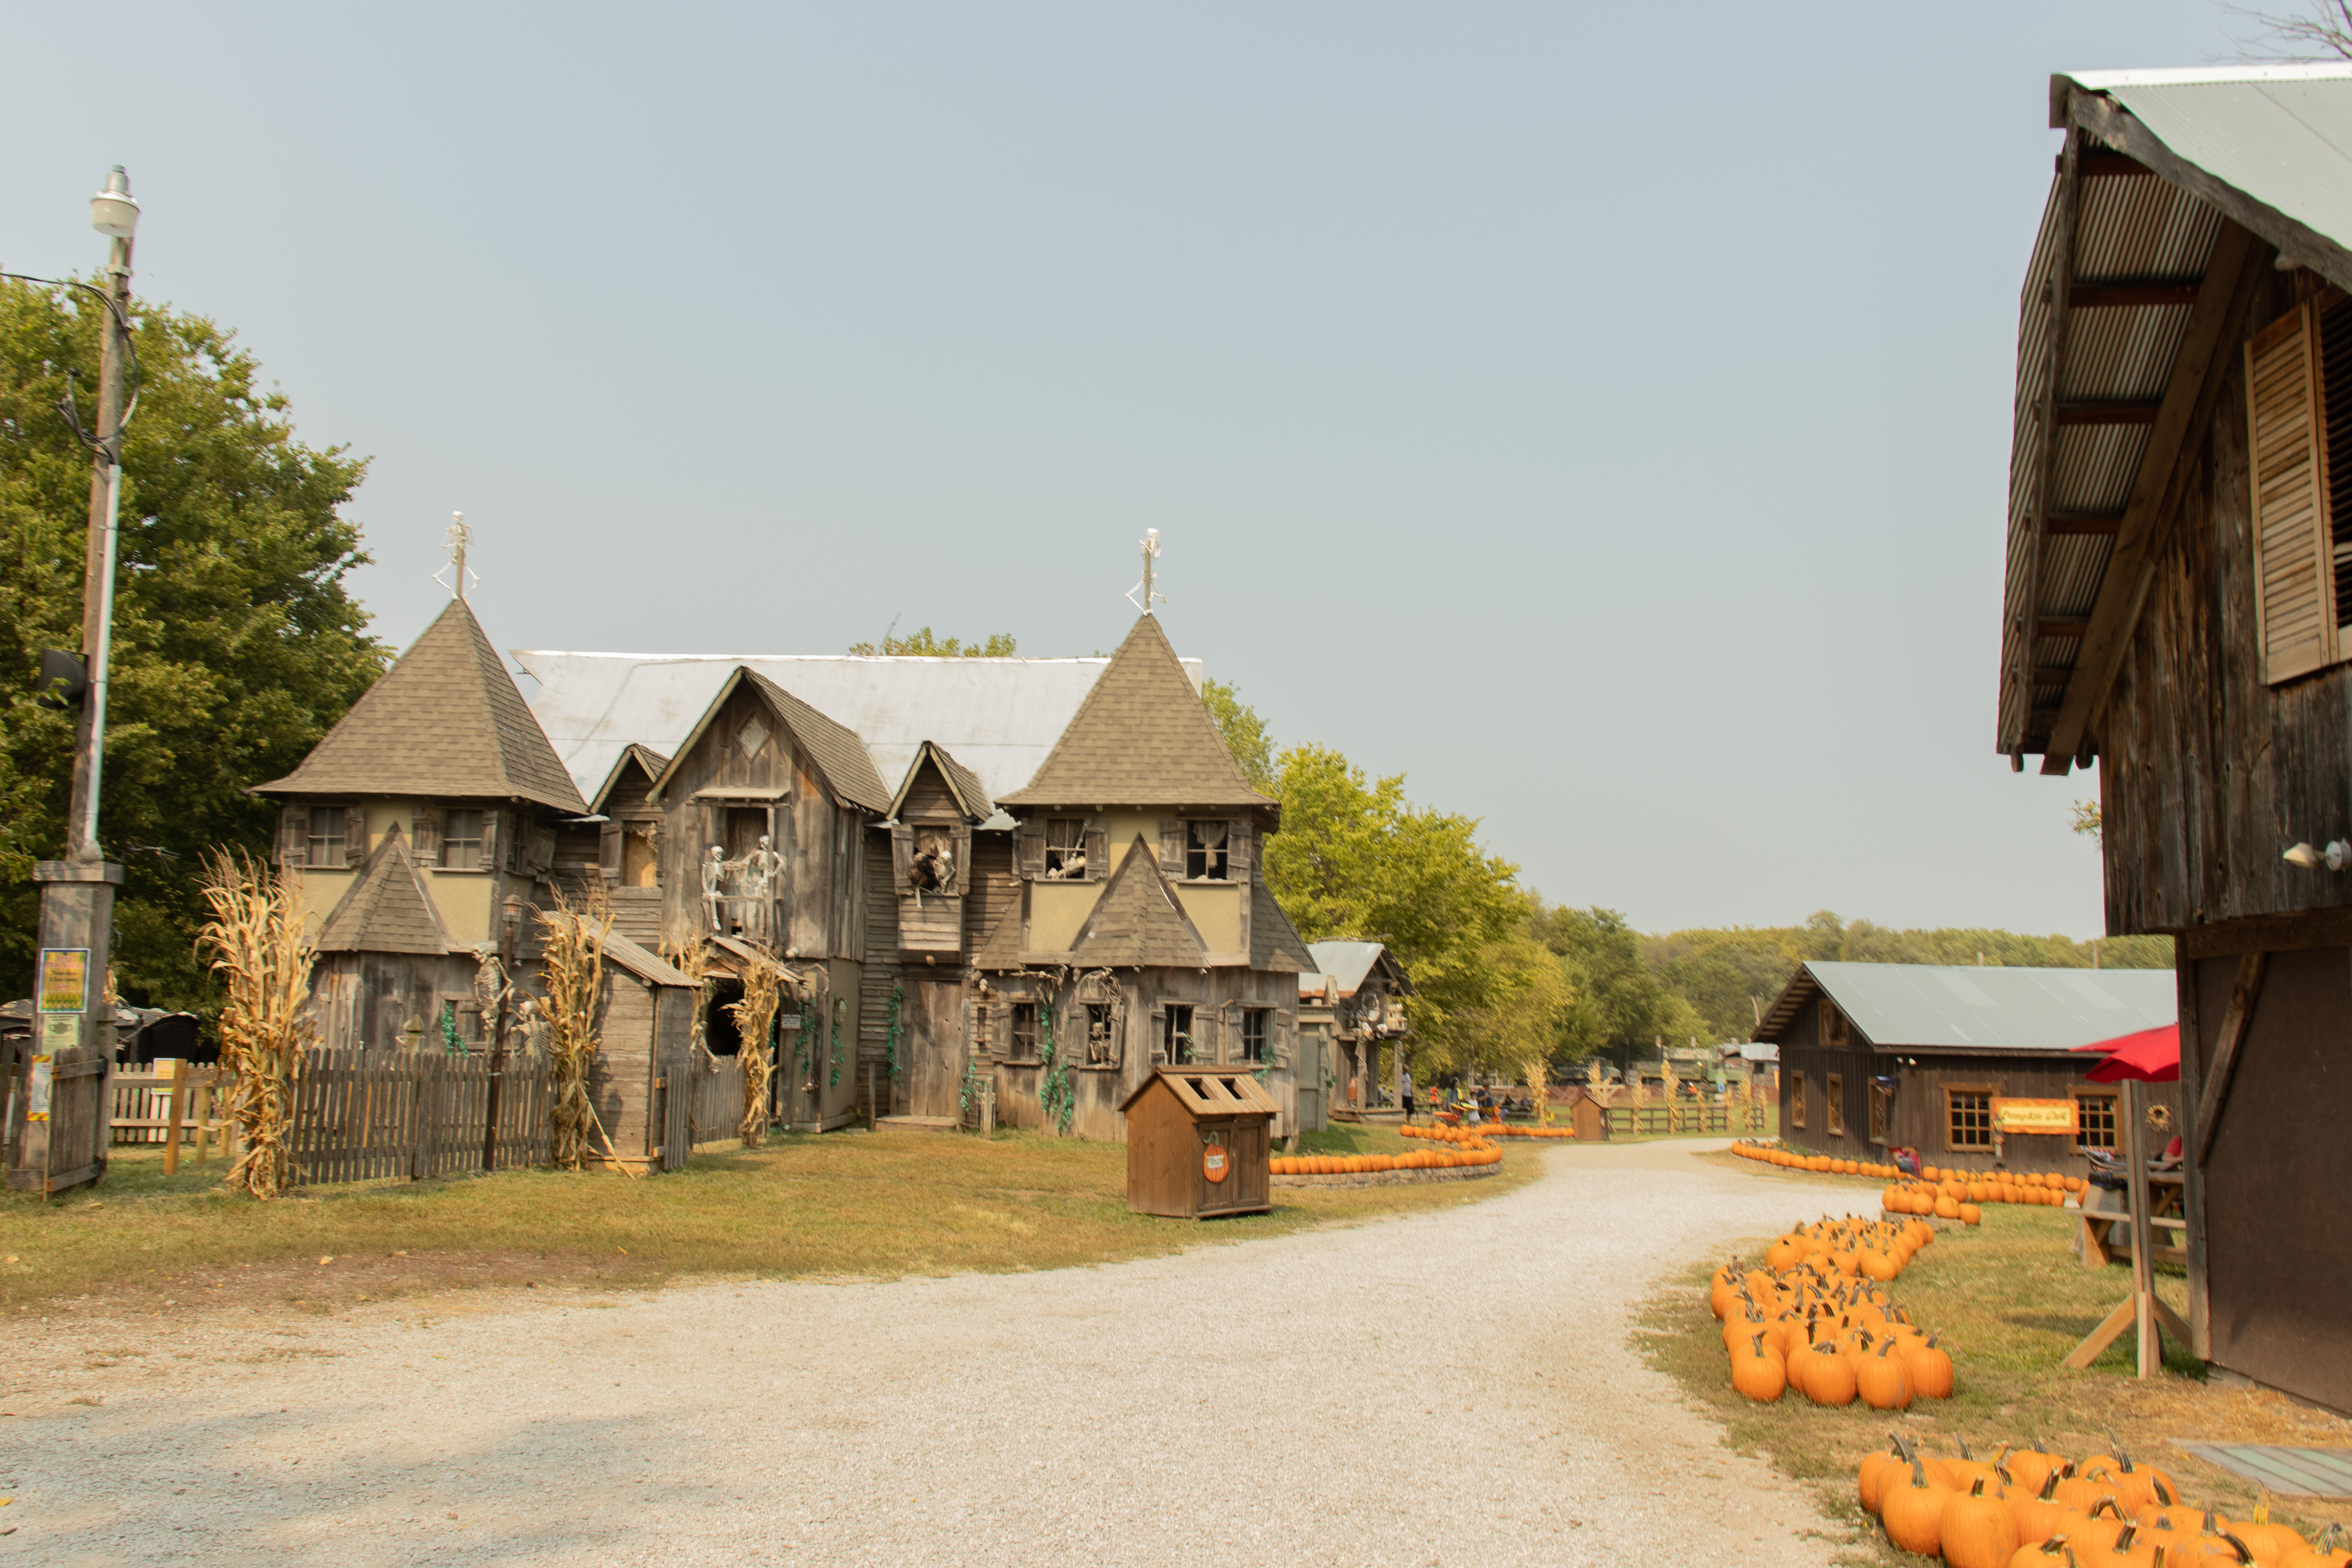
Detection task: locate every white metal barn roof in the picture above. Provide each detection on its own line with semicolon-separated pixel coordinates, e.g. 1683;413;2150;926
513;650;1204;809
1758;962;2176;1056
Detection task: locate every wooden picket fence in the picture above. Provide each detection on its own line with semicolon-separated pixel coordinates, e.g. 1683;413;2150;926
1597;1100;1771;1138
285;1049;552;1186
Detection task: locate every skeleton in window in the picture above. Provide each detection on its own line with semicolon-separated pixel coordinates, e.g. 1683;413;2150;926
1044;818;1087;880
1186;820;1229;880
740;833;783;942
1078;971;1124;1066
701;844;728;931
907;828;955;905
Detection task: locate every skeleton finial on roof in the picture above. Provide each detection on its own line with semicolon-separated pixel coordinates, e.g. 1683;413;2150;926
434;511;479;601
1125;528;1166;615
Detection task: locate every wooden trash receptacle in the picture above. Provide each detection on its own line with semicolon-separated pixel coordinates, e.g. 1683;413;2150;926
1121;1066;1278;1219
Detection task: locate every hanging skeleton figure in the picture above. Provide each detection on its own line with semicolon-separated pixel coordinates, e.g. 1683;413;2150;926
907;830;955;908
701;844;728;932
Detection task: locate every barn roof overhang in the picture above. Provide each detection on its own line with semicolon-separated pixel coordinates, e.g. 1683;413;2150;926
1998;66;2352;774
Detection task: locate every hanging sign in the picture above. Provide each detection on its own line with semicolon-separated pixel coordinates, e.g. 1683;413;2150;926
1201;1140;1230;1183
1991;1097;2078;1136
24;1057;53;1123
37;949;89;1014
40;1015;80;1053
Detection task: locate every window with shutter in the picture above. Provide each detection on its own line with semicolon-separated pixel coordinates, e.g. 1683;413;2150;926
1226;821;1252;881
302;806;345;867
278;806;309;867
1016;822;1046;880
2325;297;2352;625
443;810;485;871
1184;820;1229;880
1083;818;1107;883
479;808;501;871
342;807;368;866
1158;820;1184;876
1042;818;1088;879
599;822;624;882
2248;303;2338;683
413;807;445;867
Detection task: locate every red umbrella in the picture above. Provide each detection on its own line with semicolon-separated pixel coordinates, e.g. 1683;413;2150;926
2071;1023;2178;1084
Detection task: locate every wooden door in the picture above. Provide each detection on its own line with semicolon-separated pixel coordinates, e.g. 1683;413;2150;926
905;978;966;1119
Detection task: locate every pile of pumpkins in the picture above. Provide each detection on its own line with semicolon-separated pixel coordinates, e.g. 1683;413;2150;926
1475;1123;1573;1140
1735;1140;1915;1178
1711;1217;1956;1408
1884;1172;2082;1227
1271;1127;1499;1177
1862;1435;2350;1566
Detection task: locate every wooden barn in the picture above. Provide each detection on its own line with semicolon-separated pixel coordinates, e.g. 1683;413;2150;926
1998;65;2352;1411
1755;962;2178;1176
254;595;589;1050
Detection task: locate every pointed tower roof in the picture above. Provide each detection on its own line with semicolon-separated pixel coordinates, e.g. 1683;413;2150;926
1067;837;1211;967
258;599;587;813
998;616;1272;809
315;825;457;955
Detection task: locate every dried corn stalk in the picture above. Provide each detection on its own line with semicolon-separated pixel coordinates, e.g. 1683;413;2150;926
196;850;315;1200
539;882;613;1171
1524;1056;1550;1127
727;960;784;1147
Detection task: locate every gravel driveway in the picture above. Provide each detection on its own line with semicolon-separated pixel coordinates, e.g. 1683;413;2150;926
5;1138;1872;1566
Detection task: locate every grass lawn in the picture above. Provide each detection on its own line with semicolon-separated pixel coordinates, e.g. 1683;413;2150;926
0;1125;1538;1317
1641;1155;2352;1563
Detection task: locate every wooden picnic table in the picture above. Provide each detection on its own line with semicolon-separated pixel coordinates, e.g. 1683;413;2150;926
2079;1169;2187;1269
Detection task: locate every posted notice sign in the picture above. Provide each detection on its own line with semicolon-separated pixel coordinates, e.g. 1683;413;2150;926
1991;1097;2078;1136
37;948;89;1014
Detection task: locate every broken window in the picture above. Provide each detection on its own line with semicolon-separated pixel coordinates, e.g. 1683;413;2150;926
1185;821;1229;880
443;809;485;871
1085;1003;1115;1065
1008;1003;1038;1061
1162;1004;1195;1065
1044;818;1088;880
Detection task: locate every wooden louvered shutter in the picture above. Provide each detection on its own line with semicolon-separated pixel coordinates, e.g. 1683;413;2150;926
343;807;368;866
1226;820;1252;880
2249;302;2339;683
1158;820;1184;876
891;824;915;886
1083;818;1108;883
1016;821;1045;880
414;806;445;867
278;806;308;867
479;808;501;872
599;822;623;883
951;825;972;895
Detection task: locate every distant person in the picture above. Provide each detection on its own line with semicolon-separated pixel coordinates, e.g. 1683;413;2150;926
1401;1076;1417;1122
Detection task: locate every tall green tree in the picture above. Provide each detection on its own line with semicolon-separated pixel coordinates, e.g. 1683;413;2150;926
1200;676;1274;795
1;278;383;1013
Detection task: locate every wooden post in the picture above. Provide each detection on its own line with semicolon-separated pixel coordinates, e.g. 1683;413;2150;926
2176;955;2209;1358
2123;1078;2158;1377
162;1058;186;1175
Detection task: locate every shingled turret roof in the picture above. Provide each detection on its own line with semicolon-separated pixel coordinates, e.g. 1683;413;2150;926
1067;837;1210;967
315;825;457;955
258;599;587;813
998;615;1273;810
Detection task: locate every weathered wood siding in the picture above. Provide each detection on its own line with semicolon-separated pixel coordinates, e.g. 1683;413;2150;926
2101;272;2352;935
2181;944;2352;1412
653;683;867;958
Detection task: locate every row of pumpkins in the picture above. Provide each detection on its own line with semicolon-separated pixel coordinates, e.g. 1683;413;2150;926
1711;1218;1956;1407
1884;1174;2079;1225
1474;1123;1573;1140
1271;1128;1501;1177
1862;1436;2348;1566
1734;1140;2091;1193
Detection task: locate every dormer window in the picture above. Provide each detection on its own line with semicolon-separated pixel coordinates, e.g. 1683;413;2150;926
1044;818;1088;880
443;809;485;871
1186;820;1229;880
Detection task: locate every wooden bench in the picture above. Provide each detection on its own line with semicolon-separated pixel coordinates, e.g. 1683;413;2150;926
2080;1171;2187;1269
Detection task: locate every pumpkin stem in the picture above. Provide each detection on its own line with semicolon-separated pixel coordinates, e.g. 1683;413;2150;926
1971;1477;1989;1498
2218;1531;2254;1564
2090;1498;2124;1520
2038;1471;2061;1501
1959;1437;1975;1461
2154;1478;2176;1506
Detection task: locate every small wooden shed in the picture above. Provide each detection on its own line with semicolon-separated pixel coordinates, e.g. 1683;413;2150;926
1121;1065;1277;1219
573;927;699;1171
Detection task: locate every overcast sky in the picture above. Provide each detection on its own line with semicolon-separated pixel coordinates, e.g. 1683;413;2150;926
3;1;2261;936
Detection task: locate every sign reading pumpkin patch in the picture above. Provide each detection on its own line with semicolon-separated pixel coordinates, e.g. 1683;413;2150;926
1990;1097;2077;1136
1202;1142;1230;1183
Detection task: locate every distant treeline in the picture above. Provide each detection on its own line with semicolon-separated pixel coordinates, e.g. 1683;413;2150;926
1635;911;2171;1045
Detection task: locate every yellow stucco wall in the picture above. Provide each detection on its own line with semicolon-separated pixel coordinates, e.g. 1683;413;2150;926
1029;882;1097;952
1176;883;1240;953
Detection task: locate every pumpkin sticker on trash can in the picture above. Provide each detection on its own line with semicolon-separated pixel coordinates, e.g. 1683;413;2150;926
1202;1141;1230;1183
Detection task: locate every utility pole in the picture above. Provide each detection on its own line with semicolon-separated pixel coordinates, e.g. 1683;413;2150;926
20;167;141;1196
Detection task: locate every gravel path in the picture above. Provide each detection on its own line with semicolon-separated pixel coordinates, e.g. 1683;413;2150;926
4;1138;1873;1566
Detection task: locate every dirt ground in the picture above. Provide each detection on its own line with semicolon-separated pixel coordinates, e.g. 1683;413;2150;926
0;1139;1873;1567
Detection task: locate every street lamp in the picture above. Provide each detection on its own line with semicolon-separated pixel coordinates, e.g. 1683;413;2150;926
15;165;141;1194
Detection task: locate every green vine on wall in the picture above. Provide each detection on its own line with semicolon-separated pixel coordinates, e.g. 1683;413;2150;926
885;981;904;1081
828;998;844;1089
797;1000;816;1073
1038;996;1076;1136
959;1053;982;1118
439;1000;465;1058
